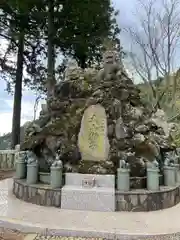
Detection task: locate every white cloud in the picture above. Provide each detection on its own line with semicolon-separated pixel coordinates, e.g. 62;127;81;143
0;111;31;134
0;113;13;135
0;111;34;136
0;95;44;135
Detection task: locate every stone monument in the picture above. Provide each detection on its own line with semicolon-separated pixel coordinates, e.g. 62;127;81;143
78;104;110;161
61;104;114;212
21;40;176;189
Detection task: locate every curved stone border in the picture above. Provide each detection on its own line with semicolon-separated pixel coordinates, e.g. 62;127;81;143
116;184;180;211
13;178;180;212
13;178;61;207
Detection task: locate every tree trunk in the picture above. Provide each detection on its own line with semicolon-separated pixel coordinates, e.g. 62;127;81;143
11;31;24;149
76;53;87;69
47;0;56;98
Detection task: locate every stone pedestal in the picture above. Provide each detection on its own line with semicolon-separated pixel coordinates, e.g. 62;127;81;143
61;173;115;212
164;166;176;186
174;164;180;183
50;166;63;188
16;159;26;179
117;168;130;191
26;163;38;185
147;168;159;191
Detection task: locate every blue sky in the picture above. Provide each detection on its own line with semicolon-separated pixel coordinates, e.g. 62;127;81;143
0;0;137;135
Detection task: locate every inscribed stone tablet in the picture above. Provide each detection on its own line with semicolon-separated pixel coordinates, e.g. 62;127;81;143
78;104;110;161
82;177;96;188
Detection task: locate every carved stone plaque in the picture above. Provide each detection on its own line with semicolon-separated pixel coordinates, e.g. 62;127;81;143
82;177;96;188
78;104;110;161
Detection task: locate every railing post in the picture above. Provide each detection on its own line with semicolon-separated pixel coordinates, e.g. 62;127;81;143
146;160;159;191
117;160;130;192
50;160;63;188
15;151;27;179
26;151;38;185
174;163;180;183
163;156;176;187
164;165;176;187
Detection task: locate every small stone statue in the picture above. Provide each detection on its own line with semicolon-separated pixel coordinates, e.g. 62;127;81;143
26;151;38;165
146;161;153;168
96;40;121;82
164;152;175;166
152;159;159;168
146;160;159;169
171;150;179;164
64;59;80;81
174;154;179;164
119;159;129;169
169;159;175;166
51;153;63;168
25;122;42;137
51;160;63;168
15;144;20;151
18;151;28;163
176;148;180;155
164;154;170;166
103;40;121;72
164;159;169;166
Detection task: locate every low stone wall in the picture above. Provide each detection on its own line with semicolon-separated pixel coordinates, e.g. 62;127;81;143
116;185;180;211
0;150;17;170
13;178;61;207
13;178;180;212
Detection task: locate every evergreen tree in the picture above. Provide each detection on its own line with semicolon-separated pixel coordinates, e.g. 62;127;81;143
0;0;44;148
0;0;120;148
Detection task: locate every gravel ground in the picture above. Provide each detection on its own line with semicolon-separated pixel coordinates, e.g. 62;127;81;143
0;226;25;240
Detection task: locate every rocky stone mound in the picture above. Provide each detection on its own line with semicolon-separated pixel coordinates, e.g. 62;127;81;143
21;48;176;188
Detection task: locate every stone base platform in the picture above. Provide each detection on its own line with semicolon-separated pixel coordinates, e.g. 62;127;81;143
61;173;115;212
13;177;180;212
61;185;115;211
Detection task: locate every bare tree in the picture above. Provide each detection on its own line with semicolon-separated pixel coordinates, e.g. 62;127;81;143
125;0;180;114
